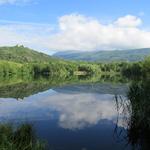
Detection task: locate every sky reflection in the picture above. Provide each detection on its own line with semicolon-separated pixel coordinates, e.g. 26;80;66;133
0;87;127;130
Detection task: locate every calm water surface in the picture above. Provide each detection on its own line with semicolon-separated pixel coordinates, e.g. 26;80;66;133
0;82;132;150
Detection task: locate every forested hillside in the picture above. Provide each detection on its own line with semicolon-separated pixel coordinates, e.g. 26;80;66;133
0;45;56;63
0;46;125;77
54;48;150;62
1;45;150;79
0;46;97;77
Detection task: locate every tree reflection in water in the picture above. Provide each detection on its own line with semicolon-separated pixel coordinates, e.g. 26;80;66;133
0;124;46;150
115;78;150;150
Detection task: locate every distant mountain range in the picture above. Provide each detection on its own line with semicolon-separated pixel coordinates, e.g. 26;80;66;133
1;46;150;63
53;48;150;62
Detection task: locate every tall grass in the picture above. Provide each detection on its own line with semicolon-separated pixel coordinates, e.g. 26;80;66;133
0;124;46;150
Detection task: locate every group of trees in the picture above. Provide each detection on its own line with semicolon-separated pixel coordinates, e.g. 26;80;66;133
121;57;150;78
0;61;23;76
1;50;150;79
1;45;150;79
0;60;77;77
0;60;122;78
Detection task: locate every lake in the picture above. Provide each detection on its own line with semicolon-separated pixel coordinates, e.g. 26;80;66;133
0;76;148;150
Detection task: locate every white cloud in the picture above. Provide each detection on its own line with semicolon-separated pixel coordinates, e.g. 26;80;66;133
0;0;31;5
0;14;150;52
114;15;142;27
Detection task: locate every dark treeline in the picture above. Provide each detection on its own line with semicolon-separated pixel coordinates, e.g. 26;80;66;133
121;56;150;78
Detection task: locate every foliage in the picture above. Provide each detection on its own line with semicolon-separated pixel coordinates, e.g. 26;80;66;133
115;78;150;150
121;56;150;79
0;124;46;150
0;61;23;76
1;45;150;80
127;79;150;149
0;45;55;63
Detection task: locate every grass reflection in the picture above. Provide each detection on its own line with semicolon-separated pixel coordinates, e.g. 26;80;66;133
115;78;150;150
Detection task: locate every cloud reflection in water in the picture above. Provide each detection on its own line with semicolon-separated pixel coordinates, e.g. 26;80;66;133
0;89;126;130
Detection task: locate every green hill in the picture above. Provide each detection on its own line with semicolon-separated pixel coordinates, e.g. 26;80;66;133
53;48;150;62
0;45;55;63
0;45;78;77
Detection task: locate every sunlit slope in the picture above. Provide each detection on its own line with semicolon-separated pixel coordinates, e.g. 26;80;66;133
0;45;56;63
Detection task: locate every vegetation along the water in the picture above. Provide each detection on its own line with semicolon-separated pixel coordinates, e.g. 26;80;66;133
1;45;150;79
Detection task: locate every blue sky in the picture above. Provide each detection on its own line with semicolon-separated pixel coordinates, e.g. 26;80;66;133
0;0;149;25
0;0;150;54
